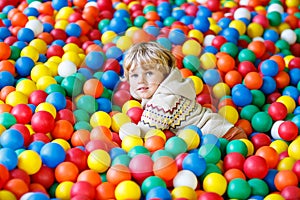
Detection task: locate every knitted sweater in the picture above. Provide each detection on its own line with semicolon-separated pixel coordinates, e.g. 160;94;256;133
138;68;234;137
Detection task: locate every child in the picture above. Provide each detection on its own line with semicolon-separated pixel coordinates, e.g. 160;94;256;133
122;41;247;141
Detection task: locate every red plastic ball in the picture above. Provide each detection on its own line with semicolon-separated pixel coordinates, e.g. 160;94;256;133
255;146;279;169
56;109;76;125
31;111;55;133
175;153;188;171
288;57;300;69
50;29;67;41
10;169;30;185
65;148;88;172
198;192;224;200
292;160;300;181
278;121;299;141
212;36;227;50
10;104;33;124
237;61;257;77
28;90;48;106
112;90;132;107
30;166;55;189
71;181;96;200
126;107;143;124
0;164;10;189
103;58;121;74
31;133;51;143
250;133;271;151
223;152;246;171
243;155;268;179
46;45;65;58
281;185;300;200
268;102;288;121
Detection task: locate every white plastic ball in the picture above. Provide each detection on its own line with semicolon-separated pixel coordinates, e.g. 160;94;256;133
239;0;250;6
85;1;98;8
173;170;198;189
203;35;215;47
271;120;284;140
119;122;141;140
28;1;42;9
281;29;297;45
25;20;44;37
234;7;251;20
57;60;77;77
252;37;264;42
267;3;284;14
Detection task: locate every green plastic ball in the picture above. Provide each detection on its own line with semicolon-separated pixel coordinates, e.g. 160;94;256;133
226;140;248;157
227;178;251;199
248;178;269;197
240;105;260;121
251;111;273;132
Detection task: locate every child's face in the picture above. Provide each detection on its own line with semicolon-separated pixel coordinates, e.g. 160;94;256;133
129;65;166;99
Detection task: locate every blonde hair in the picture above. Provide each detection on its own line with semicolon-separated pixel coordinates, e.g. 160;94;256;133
122;41;176;80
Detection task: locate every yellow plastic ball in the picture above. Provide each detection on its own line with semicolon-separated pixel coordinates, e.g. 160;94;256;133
35;102;57;118
30;64;51;82
286;0;299;7
36;76;57;91
182;39;202;56
54;19;69;30
29;39;48;54
0;124;6;135
213;82;231;99
145;129;166;141
247;22;264;38
45;61;59;76
125;26;140;38
264;193;285;200
218;105;239;124
114;2;129;10
229;20;247;35
188;75;203;95
178;129;200;150
111;112;132;132
55;7;75;20
203;172;227;196
288;137;300;160
200;53;216;70
87;149;111;173
122;100;142;114
277;157;296;171
101;31;118;45
171;186;197;199
270;139;289;154
0;190;16;200
55;181;74;200
209;24;222;34
278;23;291;33
18;150;42;175
52;138;71;151
90;111;112;128
223;1;237;8
121;135;144;152
276;95;296;113
116;35;133;51
63;43;82;53
128;1;140;10
284;55;295;67
240;139;254;156
188;29;203;44
20;46;39;62
115;180;141;200
48;56;62;64
62;51;82;67
6;91;28;106
16;79;37;97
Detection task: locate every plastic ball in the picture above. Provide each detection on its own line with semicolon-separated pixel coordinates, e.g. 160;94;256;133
18;150;42;175
281;185;300;200
106;164;131;185
243;155;268;179
182;152;206;176
203;173;227;196
232;84;252;107
164;136;187;157
171;186;197;199
0;148;18;170
40;142;66;168
218;105;239;124
55;181;74;200
0;42;11;60
200;53;217;70
202;69;221;86
226;139;248;157
114;180;141;199
255;146;279;169
268;102;288;121
223;152;246;171
0;71;14;90
57;60;77;77
178;129;200;150
129;154;153;183
243;71;263;90
122;135;144;152
153;156;178;182
274;170;298;191
85;51;105;71
281;29;297;45
141;176;166;196
251;111;273;133
276;95;296;114
173;169;198;189
10;104;32;124
182;39;202;56
227;178;251;199
168;29;186;45
288;137;300;160
87;149;111;173
145;186;171;200
77;169;102;188
278;121;298;141
100;70;120;90
0;129;24;150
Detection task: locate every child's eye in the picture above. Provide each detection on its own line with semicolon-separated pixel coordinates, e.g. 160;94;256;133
146;71;153;76
130;74;138;78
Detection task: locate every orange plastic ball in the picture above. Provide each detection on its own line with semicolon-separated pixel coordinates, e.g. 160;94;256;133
96;182;116;200
269;55;285;72
224;168;246;182
274;71;290;89
247;40;266;58
106;164;132;185
274;170;298;191
3;178;29;199
77;169;102;187
38;2;54;15
153;156;178;182
55;161;79;183
51;120;74;140
255;146;279;169
180;68;193;78
83;78;104;98
224;70;243;88
132;29;153;44
0;61;15;75
11;12;28;27
144;135;166;152
90;126;113;141
71;129;91;147
235;119;253;136
217;54;235;73
0;86;15;101
244;71;263;89
0;42;11;60
73;0;88;9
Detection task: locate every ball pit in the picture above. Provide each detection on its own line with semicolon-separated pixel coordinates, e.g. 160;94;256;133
0;0;299;199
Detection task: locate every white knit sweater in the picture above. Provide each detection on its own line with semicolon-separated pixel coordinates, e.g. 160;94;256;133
137;68;234;138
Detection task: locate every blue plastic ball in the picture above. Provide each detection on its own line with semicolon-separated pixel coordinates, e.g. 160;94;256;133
203;69;221;86
105;46;123;61
172;9;186;20
248;195;264;200
180;15;195;25
232;84;253;107
51;0;68;11
144;26;160;37
183;125;202;138
263;169;278;192
23;7;40;17
0;27;11;40
220;27;239;43
282;86;300;102
203;46;218;54
100;70;120;90
28;141;46;153
13;41;27;50
21;192;50;200
77;68;93;80
0;71;14;89
39;142;66;168
292;114;300;129
260;60;279;77
0;129;24;150
2;5;15;14
15;56;35;77
263;29;279;42
46;92;67;111
109;17;128;34
260;76;276;95
289;68;300;86
85;51;105;71
168;29;186;45
109;147;127;160
51;39;65;46
43;23;54;33
0;148;18;170
65;23;82;37
96;97;112;113
146;186;171;200
196;5;212;18
114;9;130;19
218;18;231;29
201;134;220;147
193;16;210;33
156;37;172;50
182;152;206;176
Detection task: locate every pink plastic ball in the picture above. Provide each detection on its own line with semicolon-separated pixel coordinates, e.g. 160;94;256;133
129;154;154;184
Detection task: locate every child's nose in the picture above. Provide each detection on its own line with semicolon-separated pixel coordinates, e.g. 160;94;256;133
138;74;146;83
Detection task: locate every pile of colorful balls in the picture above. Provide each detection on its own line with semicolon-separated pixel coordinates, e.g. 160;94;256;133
0;0;300;199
